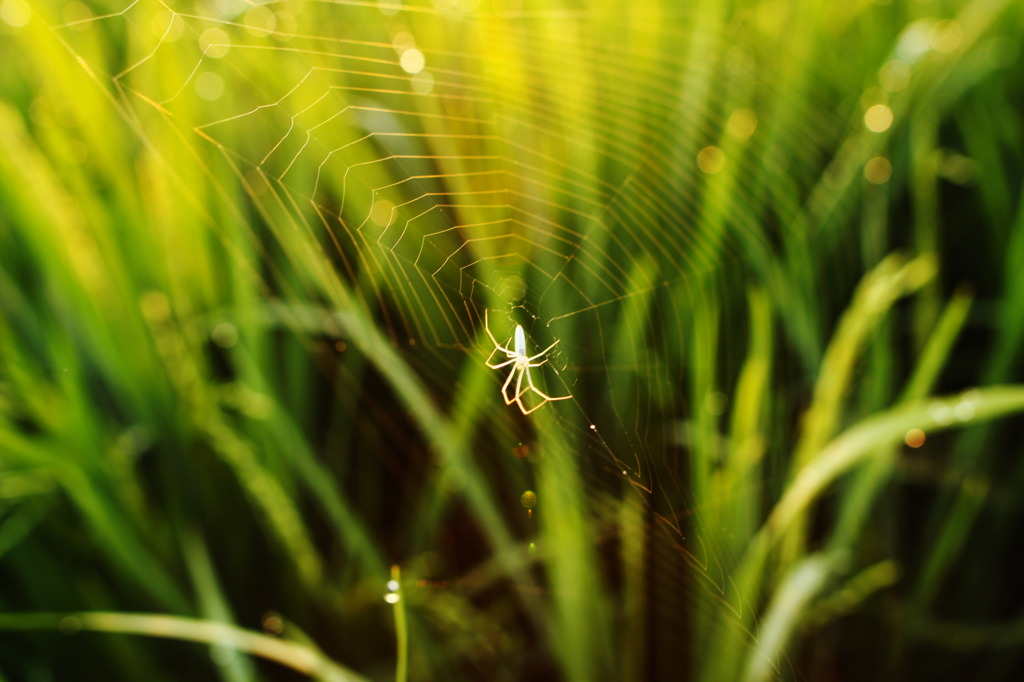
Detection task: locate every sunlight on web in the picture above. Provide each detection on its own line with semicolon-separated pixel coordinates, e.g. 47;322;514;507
45;3;846;640
49;0;827;496
31;1;1000;677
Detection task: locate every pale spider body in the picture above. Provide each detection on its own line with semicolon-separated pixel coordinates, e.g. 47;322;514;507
484;311;571;415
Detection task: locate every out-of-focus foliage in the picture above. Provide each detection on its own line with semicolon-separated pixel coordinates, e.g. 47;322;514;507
1;0;1024;680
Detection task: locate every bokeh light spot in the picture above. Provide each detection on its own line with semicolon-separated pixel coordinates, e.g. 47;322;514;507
697;146;725;174
400;48;425;74
705;392;727;416
726;109;757;141
62;2;92;29
151;10;184;41
195;71;225;101
392;31;416;52
897;20;934;63
864;104;893;132
930;20;963;53
929;401;954;425
274;11;297;37
140;291;171;322
200;28;231;58
212;322;238;348
905;428;926;448
879;60;911;92
0;0;31;28
411;70;435;94
244;6;277;37
499;275;526;302
371;199;395;227
58;616;81;635
262;612;284;635
940;152;975;185
864;157;893;184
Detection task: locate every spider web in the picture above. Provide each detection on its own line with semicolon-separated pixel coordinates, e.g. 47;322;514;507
45;0;870;674
57;4;752;438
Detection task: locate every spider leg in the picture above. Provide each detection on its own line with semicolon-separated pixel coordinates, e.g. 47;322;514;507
501;365;519;405
511;366;536;405
484;310;516;355
524;340;559;362
516;366;568;414
519;389;549;415
526;365;572;402
486;355;518;369
483;312;568;414
514;368;534;415
532;389;572;402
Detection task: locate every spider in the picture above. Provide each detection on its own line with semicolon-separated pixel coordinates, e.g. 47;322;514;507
483;311;572;415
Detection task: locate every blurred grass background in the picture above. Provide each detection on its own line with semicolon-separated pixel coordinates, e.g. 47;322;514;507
2;0;1024;680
